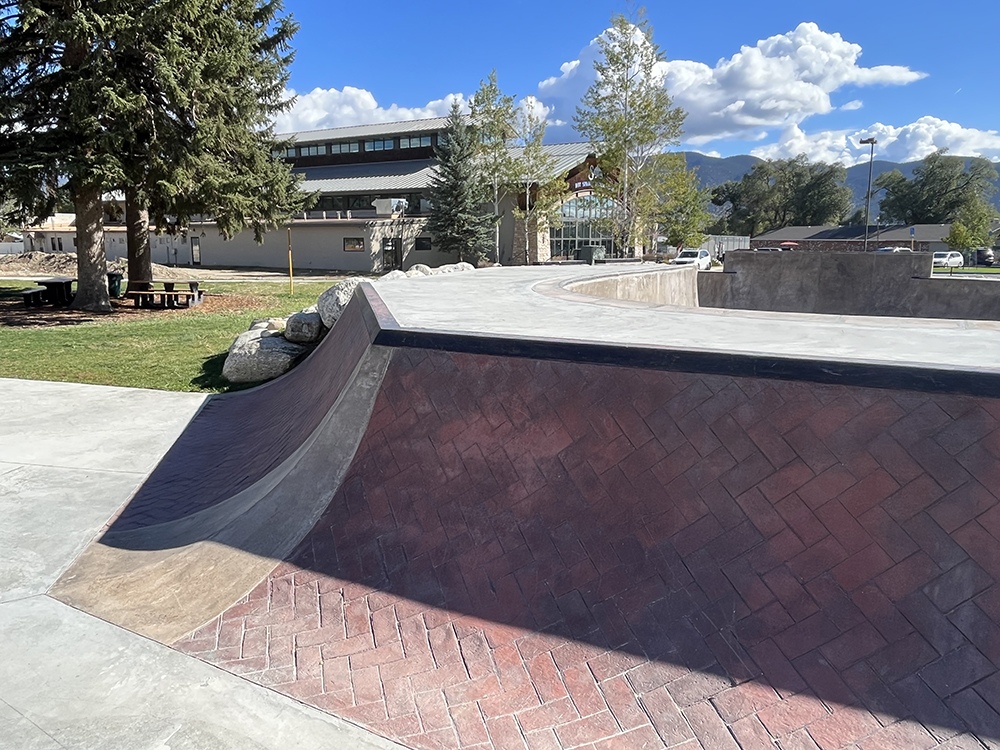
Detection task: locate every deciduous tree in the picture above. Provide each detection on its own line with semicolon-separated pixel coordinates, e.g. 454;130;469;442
574;9;686;255
876;150;998;225
510;104;567;264
470;71;516;264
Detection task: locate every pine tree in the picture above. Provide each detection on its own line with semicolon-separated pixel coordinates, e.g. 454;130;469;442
0;0;304;309
427;102;492;265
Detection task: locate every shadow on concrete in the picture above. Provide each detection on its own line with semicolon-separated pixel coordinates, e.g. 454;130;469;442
90;292;1000;744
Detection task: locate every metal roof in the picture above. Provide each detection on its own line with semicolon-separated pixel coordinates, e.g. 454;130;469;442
280;116;456;144
298;159;438;194
296;142;594;195
509;142;595;180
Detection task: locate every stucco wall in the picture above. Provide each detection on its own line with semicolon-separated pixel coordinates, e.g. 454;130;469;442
565;265;699;307
698;250;1000;321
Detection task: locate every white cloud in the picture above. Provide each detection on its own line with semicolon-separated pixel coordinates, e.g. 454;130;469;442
751;117;1000;165
841;100;864;111
537;22;925;145
274;86;467;133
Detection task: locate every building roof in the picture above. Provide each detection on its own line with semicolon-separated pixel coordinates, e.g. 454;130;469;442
280;117;455;144
296;142;595;196
297;159;437;194
755;224;953;243
509;142;595;179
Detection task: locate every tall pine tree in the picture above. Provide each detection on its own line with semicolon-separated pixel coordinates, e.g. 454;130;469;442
0;0;304;309
427;102;492;265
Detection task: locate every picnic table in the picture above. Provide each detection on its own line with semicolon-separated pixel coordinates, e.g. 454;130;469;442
35;277;75;306
125;278;203;309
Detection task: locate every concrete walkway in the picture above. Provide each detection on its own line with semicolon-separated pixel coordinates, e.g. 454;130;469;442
0;378;404;750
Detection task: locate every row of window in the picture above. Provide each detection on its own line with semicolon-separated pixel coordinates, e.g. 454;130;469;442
400;136;432;149
314;193;424;213
343;237;432;252
274;135;433;159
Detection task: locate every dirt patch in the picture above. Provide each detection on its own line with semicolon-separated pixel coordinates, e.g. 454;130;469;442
0;292;265;329
0;251;212;279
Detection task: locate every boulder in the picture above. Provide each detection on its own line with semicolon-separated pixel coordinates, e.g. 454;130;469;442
285;307;327;344
432;263;460;274
379;270;407;281
407;263;432;276
317;277;363;328
222;330;309;383
455;262;476;272
249;317;286;332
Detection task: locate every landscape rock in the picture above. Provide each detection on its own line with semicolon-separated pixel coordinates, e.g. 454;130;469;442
317;277;363;327
222;330;309;383
455;262;476;272
379;270;407;281
407;263;432;276
249;317;286;332
432;264;460;274
285;308;326;343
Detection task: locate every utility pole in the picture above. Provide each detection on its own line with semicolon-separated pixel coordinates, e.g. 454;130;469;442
860;138;878;252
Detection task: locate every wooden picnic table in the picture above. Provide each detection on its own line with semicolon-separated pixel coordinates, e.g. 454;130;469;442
34;277;75;306
125;278;203;309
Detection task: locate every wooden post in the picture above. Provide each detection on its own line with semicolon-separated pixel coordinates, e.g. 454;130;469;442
287;227;293;295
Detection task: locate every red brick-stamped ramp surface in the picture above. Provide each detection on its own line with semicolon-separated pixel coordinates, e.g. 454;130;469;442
178;349;1000;749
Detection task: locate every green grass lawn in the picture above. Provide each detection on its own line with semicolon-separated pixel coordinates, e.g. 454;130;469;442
0;280;341;393
931;266;1000;274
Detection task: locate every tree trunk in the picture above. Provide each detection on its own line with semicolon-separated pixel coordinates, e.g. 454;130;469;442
125;186;152;289
70;182;111;312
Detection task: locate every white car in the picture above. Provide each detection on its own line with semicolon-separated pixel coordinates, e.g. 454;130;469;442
932;251;964;268
670;248;712;270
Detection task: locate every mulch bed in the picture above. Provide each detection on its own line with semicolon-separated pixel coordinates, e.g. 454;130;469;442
0;292;264;329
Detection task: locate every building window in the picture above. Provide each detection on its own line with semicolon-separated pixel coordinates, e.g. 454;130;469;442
549;197;616;260
331;142;359;154
299;144;327;157
415;237;432;251
365;139;394;151
344;237;365;252
50;237;56;252
400;136;432;149
285;147;296;158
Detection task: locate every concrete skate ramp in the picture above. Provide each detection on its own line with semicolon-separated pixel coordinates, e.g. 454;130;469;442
54;266;1000;747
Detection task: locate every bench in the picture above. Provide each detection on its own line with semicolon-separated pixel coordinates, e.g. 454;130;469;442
19;288;46;307
125;289;203;309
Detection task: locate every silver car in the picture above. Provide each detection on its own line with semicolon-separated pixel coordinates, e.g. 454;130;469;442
670;248;712;270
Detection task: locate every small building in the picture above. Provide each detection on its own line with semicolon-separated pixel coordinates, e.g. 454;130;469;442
750;225;952;254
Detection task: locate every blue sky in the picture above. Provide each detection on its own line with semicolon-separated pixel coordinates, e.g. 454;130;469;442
277;0;1000;165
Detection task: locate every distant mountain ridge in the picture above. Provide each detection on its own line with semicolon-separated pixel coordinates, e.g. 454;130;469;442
681;152;1000;213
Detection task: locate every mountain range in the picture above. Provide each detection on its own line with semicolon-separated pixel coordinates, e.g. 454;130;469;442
682;153;1000;215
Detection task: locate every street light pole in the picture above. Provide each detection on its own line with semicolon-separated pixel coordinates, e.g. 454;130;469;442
860;138;877;252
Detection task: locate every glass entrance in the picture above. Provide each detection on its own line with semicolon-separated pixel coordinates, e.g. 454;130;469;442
381;237;402;271
190;236;202;265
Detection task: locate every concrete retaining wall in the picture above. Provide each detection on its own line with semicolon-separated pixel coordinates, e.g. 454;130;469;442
565;265;699;307
699;251;1000;320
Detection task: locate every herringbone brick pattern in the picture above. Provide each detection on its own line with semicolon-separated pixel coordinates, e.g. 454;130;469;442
177;349;1000;749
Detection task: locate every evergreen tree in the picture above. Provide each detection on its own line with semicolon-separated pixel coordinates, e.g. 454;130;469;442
0;0;303;309
574;9;686;255
470;71;516;264
427;102;492;265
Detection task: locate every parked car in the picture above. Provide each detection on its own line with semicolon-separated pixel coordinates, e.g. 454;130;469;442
932;251;964;268
670;248;712;270
976;247;995;266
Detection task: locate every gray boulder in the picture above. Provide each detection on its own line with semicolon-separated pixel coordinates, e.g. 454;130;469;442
432;263;460;275
285;306;326;344
406;263;432;276
455;262;475;272
317;277;363;328
379;270;407;281
248;317;286;332
222;329;309;384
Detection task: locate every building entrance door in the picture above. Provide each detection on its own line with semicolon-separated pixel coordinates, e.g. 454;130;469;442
190;236;202;265
382;237;402;271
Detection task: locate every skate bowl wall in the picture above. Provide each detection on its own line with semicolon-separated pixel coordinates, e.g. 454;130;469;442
698;251;1000;321
562;265;699;307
